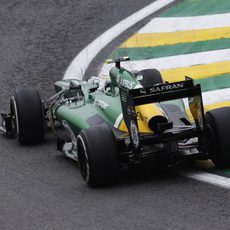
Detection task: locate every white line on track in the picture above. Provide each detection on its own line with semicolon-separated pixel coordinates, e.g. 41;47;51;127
181;170;230;189
139;13;230;33
100;48;230;75
63;0;176;80
182;88;230;109
202;88;230;105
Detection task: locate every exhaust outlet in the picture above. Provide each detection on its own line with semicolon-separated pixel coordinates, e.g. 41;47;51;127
148;115;172;133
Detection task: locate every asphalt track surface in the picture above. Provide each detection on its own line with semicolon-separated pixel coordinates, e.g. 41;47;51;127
1;1;230;230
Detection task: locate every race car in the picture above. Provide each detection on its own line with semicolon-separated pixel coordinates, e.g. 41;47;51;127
1;56;230;187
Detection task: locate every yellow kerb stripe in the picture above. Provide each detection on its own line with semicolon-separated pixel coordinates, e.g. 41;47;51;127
204;101;230;112
121;27;230;48
186;101;230;121
161;60;230;82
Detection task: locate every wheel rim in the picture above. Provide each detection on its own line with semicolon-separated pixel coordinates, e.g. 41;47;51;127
77;135;90;183
10;96;19;137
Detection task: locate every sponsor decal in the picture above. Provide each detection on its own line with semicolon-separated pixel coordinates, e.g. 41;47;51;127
140;83;184;94
127;106;136;116
94;97;109;110
116;75;134;89
140;88;147;94
130;120;139;148
62;120;77;149
127;107;148;121
150;83;184;93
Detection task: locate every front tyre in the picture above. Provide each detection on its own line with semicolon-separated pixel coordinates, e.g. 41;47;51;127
205;107;230;168
11;88;44;145
77;125;120;187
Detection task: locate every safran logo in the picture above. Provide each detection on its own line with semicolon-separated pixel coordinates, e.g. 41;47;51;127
149;83;184;93
94;97;109;110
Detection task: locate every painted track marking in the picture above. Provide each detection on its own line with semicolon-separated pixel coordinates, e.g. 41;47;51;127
100;49;230;75
138;13;230;33
121;27;230;48
63;0;176;80
181;170;230;189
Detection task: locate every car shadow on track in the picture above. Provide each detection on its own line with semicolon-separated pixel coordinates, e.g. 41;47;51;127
119;166;180;186
55;153;182;188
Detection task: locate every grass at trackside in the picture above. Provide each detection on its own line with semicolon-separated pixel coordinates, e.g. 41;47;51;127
161;0;230;17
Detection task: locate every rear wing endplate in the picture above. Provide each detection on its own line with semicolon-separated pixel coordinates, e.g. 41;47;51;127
119;77;205;155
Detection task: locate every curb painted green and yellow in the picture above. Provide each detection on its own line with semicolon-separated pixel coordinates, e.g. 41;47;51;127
104;0;230;112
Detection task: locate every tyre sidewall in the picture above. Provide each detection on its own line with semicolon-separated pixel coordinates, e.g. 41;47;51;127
12;88;44;145
77;125;120;187
205;108;230;168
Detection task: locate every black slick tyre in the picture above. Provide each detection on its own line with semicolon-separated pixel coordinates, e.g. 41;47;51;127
11;88;44;145
138;69;163;87
205;107;230;168
77;125;120;187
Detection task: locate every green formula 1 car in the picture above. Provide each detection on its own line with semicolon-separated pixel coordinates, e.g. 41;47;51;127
1;57;230;187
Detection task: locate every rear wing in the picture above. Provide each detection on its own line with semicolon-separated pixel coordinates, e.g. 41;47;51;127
119;77;205;153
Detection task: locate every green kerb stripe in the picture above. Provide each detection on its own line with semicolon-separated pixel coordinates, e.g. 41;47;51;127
161;0;230;17
195;74;230;92
110;39;230;61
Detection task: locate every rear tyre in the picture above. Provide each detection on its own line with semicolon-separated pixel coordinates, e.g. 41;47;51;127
11;88;44;145
138;69;163;87
205;107;230;168
77;125;120;187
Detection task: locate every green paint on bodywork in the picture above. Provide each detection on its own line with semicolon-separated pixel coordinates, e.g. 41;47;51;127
56;103;93;134
109;66;140;95
111;39;230;61
89;91;122;125
220;169;230;176
161;0;230;17
54;65;161;139
54;78;124;136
